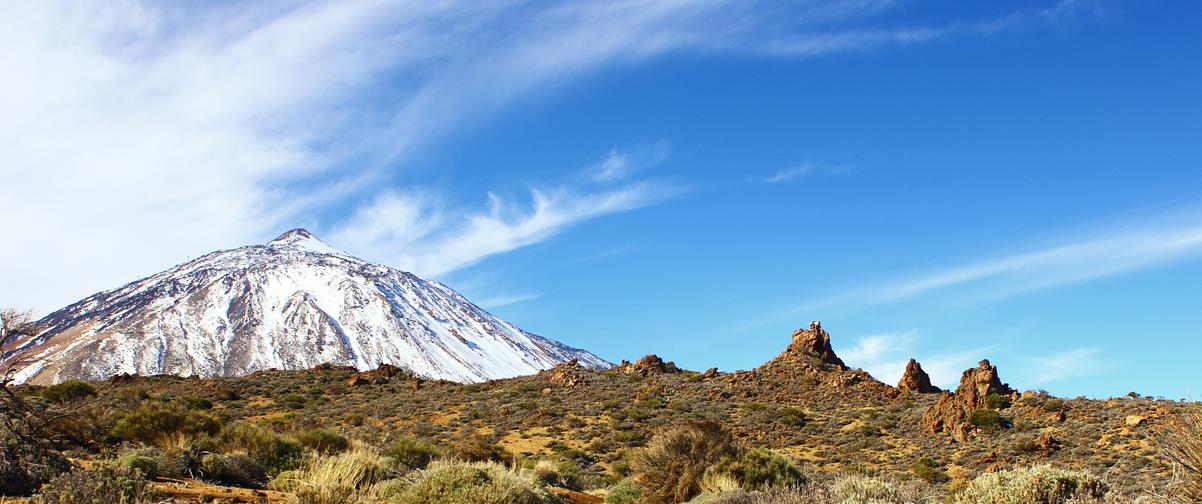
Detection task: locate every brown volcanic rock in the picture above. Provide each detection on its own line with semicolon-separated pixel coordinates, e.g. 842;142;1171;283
897;358;941;394
620;354;681;376
922;359;1015;442
750;321;894;402
789;321;844;367
545;359;587;388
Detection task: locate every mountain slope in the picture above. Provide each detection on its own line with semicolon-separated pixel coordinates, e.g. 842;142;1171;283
5;229;609;384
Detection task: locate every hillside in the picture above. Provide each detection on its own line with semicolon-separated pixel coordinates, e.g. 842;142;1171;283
26;322;1175;496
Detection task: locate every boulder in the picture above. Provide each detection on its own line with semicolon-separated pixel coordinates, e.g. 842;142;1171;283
1126;414;1148;428
702;367;719;379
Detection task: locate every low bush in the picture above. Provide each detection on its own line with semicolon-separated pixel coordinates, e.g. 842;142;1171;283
705;448;805;491
606;477;643;504
110;404;222;444
985;393;1011;410
632;420;739;504
448;435;512;464
200;452;267;488
36;380;97;404
117;447;161;479
383;436;441;470
393;460;557;504
957;464;1107;503
968;409;1005;433
909;457;945;484
298;428;349;455
39;463;153;504
218;422;303;476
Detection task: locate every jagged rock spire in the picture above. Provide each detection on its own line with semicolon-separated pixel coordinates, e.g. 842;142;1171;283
897;358;941;394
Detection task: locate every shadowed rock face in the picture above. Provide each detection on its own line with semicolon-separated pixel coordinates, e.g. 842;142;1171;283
619;354;681;376
922;359;1016;442
897;358;941;394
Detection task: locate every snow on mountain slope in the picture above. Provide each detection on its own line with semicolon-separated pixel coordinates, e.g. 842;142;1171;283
5;229;610;384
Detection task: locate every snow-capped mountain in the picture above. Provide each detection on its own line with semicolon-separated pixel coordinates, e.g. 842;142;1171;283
5;229;609;384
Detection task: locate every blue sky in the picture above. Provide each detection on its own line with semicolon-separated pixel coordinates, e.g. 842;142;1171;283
2;1;1199;398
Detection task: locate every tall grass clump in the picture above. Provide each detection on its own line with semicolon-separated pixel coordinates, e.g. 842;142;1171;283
956;464;1107;503
392;460;558;504
273;445;393;504
632;420;739;504
1159;404;1202;502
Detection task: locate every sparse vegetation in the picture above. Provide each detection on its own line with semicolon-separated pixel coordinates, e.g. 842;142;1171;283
956;464;1107;503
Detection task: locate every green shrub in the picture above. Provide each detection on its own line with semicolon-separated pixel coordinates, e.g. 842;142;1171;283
297;428;349;455
909;456;945;483
280;394;306;409
705;448;805;491
986;393;1012;410
218;422;303;476
957;465;1107;503
384;436;442;470
1042;399;1069;413
606;478;643;504
39;463;152;504
393;460;557;504
36;380;97;404
632;420;739;504
180;396;213;410
968;409;1006;433
775;407;806;428
110;404;222;444
449;435;512;464
200;452;267;488
117;448;160;480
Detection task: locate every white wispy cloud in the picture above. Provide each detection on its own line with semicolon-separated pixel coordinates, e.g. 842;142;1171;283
0;0;1077;313
1024;347;1105;385
763;162;851;183
474;293;543;310
835;329;993;388
331;175;677;276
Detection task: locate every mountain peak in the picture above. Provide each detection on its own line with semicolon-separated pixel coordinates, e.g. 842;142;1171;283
267;228;345;256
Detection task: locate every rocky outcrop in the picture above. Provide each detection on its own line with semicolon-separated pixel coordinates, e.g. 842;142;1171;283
897;358;941;394
789;321;845;367
620;354;681;376
922;359;1015;442
748;321;894;402
347;363;412;387
545;359;587;388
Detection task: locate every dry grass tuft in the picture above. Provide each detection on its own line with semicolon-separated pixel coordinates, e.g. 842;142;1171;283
1159;403;1202;502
